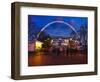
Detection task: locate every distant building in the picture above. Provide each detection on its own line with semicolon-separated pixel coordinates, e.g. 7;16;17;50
35;41;43;50
51;38;80;49
28;41;35;52
28;41;43;52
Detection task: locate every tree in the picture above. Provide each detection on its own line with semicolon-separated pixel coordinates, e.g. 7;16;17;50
78;25;87;46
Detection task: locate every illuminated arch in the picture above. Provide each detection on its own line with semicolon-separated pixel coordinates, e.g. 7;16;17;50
37;21;80;39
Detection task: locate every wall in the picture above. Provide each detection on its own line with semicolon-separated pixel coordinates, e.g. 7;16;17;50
0;0;100;82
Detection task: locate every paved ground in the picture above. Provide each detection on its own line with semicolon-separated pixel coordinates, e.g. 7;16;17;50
28;51;87;66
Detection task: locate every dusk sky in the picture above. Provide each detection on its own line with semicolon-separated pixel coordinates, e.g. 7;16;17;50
28;15;88;41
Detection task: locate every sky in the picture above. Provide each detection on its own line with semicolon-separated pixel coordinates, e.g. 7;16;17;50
28;15;88;41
